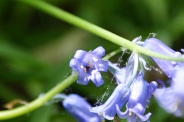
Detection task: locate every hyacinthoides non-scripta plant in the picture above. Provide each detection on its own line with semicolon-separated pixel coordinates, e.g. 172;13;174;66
0;0;184;122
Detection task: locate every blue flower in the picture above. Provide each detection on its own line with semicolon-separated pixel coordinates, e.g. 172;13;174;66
108;52;138;85
108;62;126;84
70;46;108;87
143;38;182;78
116;73;157;122
154;65;184;117
143;38;184;117
63;94;102;122
90;83;130;120
114;68;126;84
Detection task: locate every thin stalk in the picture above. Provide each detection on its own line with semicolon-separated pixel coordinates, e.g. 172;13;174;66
20;0;184;62
103;48;122;60
0;74;77;120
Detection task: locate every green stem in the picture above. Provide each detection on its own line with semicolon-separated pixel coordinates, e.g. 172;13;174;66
0;74;77;120
103;48;121;60
20;0;184;62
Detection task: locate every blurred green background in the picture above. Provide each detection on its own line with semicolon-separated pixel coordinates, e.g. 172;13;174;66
0;0;184;122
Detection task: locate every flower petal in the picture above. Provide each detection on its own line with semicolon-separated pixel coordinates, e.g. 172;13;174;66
143;38;177;78
95;60;108;72
130;103;151;121
74;50;87;60
69;59;80;70
90;84;130;120
147;81;158;99
144;38;175;55
91;46;105;58
77;69;90;85
91;71;104;87
63;94;102;122
116;104;129;119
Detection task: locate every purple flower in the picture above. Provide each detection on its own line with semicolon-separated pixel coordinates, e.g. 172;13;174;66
108;62;126;84
143;38;182;78
114;68;126;84
108;53;137;85
70;46;108;87
90;83;130;120
63;94;102;122
154;65;184;117
143;38;184;117
116;73;157;122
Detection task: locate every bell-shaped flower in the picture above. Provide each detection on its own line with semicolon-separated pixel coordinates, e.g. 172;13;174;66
143;38;183;78
108;62;126;84
108;52;137;85
143;38;184;117
154;65;184;117
63;94;102;122
70;46;108;87
90;83;131;120
114;68;126;84
116;73;157;122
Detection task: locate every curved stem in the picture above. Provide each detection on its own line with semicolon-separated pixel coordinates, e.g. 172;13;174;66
20;0;184;62
0;74;77;120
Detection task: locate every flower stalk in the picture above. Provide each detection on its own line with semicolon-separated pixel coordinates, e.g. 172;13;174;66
20;0;184;62
0;74;77;120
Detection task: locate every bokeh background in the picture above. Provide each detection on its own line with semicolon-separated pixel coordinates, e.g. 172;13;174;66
0;0;184;122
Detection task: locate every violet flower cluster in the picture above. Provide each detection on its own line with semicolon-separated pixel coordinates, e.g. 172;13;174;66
66;38;184;122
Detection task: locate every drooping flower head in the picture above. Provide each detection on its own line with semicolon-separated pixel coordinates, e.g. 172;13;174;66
108;52;138;85
143;38;184;117
116;72;157;122
143;38;182;78
70;46;108;87
63;94;102;122
154;65;184;117
90;83;130;120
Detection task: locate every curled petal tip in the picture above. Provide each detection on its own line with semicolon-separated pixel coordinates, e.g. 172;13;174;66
91;46;105;57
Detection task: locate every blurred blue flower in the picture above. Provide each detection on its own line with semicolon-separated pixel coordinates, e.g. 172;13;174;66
143;38;184;117
63;94;102;122
154;65;184;117
90;83;130;120
70;46;108;87
116;73;157;122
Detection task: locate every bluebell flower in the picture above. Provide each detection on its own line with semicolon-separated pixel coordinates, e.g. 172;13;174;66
90;83;130;120
108;53;138;85
154;65;184;117
70;46;108;87
116;73;157;122
143;38;184;117
114;68;126;84
143;38;182;78
108;62;126;84
63;94;102;122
